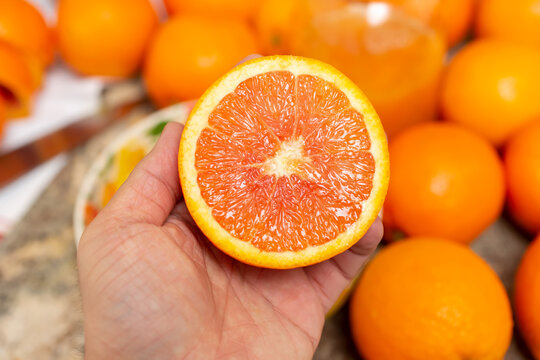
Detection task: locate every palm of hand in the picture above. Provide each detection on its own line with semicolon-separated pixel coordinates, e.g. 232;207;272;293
78;122;382;360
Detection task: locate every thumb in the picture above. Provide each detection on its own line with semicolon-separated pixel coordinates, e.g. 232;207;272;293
100;121;184;226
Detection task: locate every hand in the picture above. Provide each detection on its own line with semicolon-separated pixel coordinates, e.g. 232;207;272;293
77;121;383;360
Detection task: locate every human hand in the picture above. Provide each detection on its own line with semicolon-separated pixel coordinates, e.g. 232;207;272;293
77;121;383;360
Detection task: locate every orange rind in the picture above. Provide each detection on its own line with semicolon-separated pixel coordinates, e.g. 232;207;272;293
179;55;389;269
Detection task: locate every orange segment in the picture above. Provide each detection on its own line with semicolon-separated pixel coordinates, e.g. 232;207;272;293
0;42;34;118
179;56;388;268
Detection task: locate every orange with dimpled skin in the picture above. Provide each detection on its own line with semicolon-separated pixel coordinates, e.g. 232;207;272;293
441;39;540;147
350;237;513;360
476;0;540;48
384;122;505;244
515;234;540;359
57;0;158;77
143;15;258;107
365;0;475;46
504;120;540;234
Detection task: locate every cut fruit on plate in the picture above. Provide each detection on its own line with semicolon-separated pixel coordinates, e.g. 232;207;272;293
179;55;389;269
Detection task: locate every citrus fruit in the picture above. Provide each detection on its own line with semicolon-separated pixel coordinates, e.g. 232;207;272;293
0;96;6;138
144;15;258;107
291;2;445;138
504;120;540;234
178;55;389;269
163;0;255;20
441;39;540;147
350;237;513;360
255;0;301;55
515;234;540;359
0;42;35;118
0;0;54;87
476;0;540;47
384;122;505;244
57;0;158;77
360;0;475;46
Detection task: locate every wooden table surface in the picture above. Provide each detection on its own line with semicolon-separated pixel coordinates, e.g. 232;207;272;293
0;108;535;359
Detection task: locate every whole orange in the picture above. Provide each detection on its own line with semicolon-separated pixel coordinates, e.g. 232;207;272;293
143;15;258;107
291;2;446;138
0;0;53;87
350;237;513;360
504;120;540;234
384;122;505;244
476;0;540;47
255;0;301;55
57;0;158;77
163;0;255;20
515;234;540;359
441;39;540;147
361;0;475;46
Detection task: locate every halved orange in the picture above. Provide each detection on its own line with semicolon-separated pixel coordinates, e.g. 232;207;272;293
0;42;34;118
179;56;389;269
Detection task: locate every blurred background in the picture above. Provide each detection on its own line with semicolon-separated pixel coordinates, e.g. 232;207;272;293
0;0;540;359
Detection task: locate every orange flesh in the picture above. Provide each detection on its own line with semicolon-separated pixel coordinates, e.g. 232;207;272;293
195;71;375;252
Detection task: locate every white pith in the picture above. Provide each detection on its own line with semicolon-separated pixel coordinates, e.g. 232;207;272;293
261;137;310;177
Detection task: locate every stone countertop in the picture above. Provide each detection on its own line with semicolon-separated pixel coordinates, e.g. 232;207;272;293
0;106;535;359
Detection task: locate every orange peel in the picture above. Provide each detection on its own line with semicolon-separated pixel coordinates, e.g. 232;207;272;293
179;56;389;269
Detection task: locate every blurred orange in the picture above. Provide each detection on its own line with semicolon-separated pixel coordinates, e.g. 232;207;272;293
143;15;258;107
57;0;158;77
0;42;35;118
504;120;540;234
476;0;540;47
360;0;475;46
0;0;53;87
292;2;445;137
163;0;255;20
0;96;6;138
441;39;540;147
350;237;512;360
255;0;301;54
515;234;540;359
384;122;505;244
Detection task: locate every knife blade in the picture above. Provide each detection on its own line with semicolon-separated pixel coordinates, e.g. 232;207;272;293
0;97;149;188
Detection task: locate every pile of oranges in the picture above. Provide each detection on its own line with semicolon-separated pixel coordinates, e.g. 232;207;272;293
342;0;540;358
1;0;540;358
0;0;259;139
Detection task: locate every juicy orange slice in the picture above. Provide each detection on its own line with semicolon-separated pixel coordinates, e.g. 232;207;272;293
179;56;389;269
